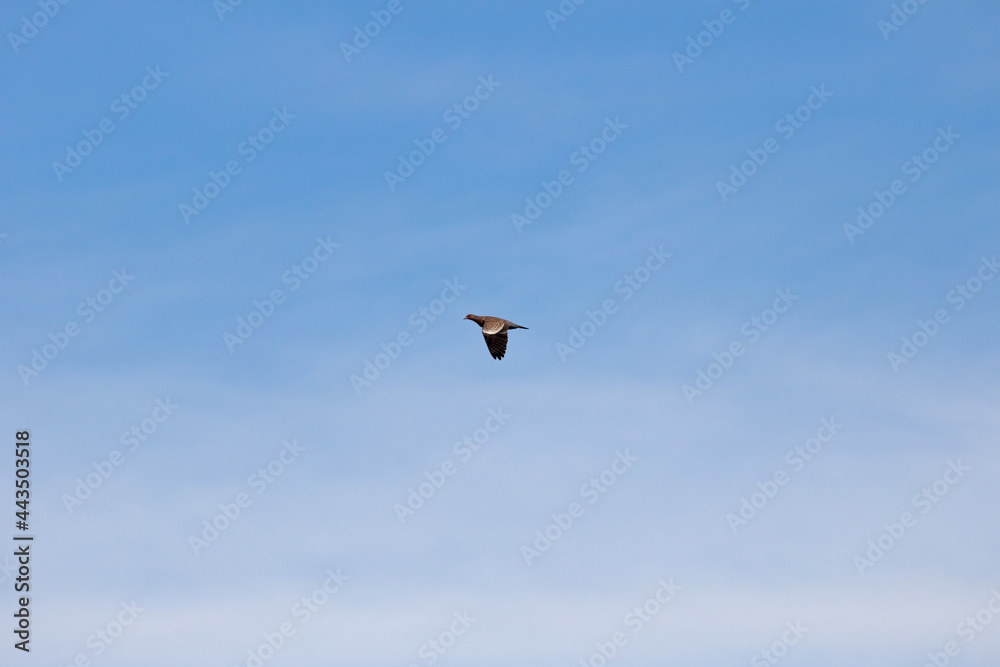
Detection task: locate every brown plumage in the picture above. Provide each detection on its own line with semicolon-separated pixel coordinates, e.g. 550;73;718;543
464;314;528;360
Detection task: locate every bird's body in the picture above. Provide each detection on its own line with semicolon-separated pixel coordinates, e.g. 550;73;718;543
464;314;528;360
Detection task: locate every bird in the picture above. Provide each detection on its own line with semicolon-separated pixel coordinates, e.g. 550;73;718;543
464;314;528;360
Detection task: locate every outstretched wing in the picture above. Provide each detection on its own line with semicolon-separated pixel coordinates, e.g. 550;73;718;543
481;318;506;335
483;332;508;360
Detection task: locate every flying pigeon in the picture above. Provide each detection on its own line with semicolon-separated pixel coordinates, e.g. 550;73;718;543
464;314;528;360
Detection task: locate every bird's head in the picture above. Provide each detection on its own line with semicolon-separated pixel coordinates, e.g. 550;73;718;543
464;314;481;323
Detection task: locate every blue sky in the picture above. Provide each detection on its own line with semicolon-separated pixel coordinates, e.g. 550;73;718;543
2;1;999;665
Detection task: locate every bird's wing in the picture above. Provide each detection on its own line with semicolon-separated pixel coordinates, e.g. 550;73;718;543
483;331;508;360
481;318;506;335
